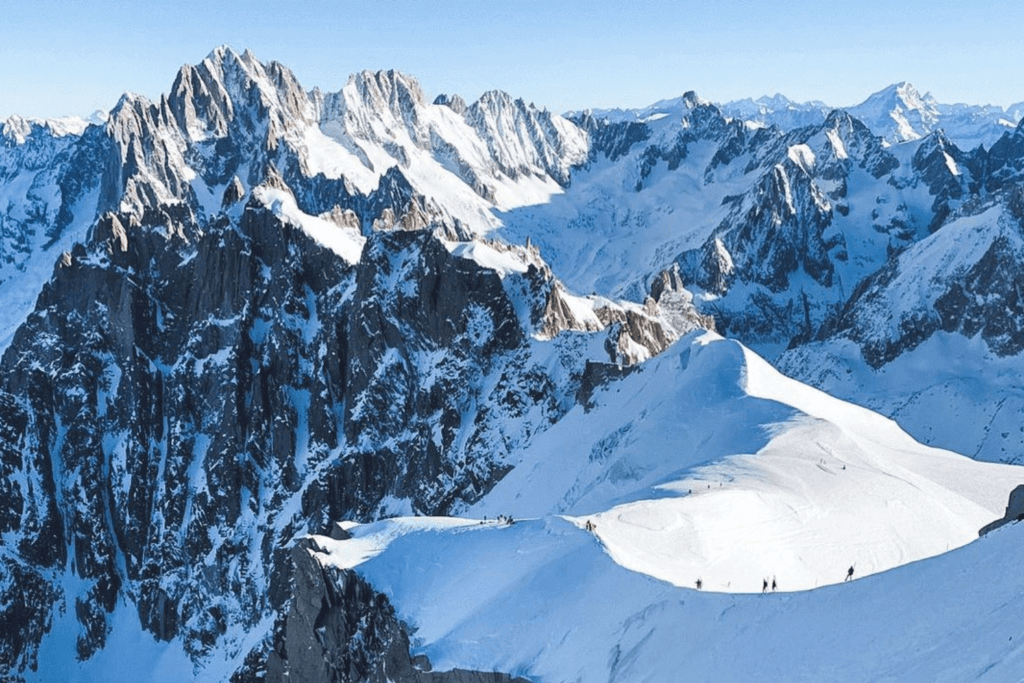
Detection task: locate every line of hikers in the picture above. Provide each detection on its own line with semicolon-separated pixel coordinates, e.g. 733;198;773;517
480;514;516;525
692;566;855;592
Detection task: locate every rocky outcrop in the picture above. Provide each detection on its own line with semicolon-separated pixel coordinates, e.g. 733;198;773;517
979;484;1024;536
911;130;968;232
810;191;1024;368
267;538;530;683
570;113;651;163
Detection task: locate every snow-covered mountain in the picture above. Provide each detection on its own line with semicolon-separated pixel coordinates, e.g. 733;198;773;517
506;87;1024;468
778;185;1024;462
0;46;704;681
845;82;1024;150
719;93;831;131
720;82;1024;151
286;333;1021;682
3;46;1024;683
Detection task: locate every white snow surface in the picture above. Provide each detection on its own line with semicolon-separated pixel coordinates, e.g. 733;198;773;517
779;333;1024;464
311;332;1024;681
252;186;364;263
497;139;739;298
772;201;1024;464
314;518;1024;683
444;239;531;277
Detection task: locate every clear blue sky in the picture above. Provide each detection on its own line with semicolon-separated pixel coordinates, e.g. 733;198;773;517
3;0;1023;119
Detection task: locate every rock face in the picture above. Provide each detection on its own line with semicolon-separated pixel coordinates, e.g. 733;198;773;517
265;538;530;683
806;185;1024;369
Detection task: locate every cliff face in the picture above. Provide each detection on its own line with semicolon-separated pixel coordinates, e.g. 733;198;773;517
263;538;530;683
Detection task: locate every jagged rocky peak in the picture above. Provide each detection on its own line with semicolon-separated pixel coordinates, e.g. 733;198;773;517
679;90;730;134
817;108;899;177
540;262;714;366
847;81;941;144
168;45;313;142
350;68;428;117
316;68;433;152
0;116;38;145
912;129;968;229
888;82;938;113
104;91;199;215
222;175;246;207
433;92;467;115
680;90;709;109
1;112;103;146
981;117;1024;192
92;211;131;253
465;89;589;185
757;93;801;110
648;262;686;302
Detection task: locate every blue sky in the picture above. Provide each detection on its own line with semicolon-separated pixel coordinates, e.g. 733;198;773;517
3;0;1023;119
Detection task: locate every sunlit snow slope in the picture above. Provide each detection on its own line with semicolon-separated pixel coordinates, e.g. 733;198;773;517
309;334;1024;680
320;516;1024;683
461;332;1017;592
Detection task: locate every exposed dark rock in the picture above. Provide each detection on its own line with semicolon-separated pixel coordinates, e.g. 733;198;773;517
979;484;1024;536
911;131;967;232
578;361;638;409
934;234;1024;357
269;539;531;683
570;113;652;163
223;175;246;207
433;93;467;116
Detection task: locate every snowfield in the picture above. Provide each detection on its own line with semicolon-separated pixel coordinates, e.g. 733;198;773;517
463;333;1019;593
315;511;1024;683
305;332;1024;681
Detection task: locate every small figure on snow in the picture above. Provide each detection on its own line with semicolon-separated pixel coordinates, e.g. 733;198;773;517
762;578;768;593
771;577;777;591
695;578;702;590
845;565;855;582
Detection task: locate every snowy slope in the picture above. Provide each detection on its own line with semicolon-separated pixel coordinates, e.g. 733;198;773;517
316;490;1024;682
301;334;1024;681
778;195;1024;464
464;332;1019;592
31;517;1024;683
779;334;1024;465
846;82;1021;149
